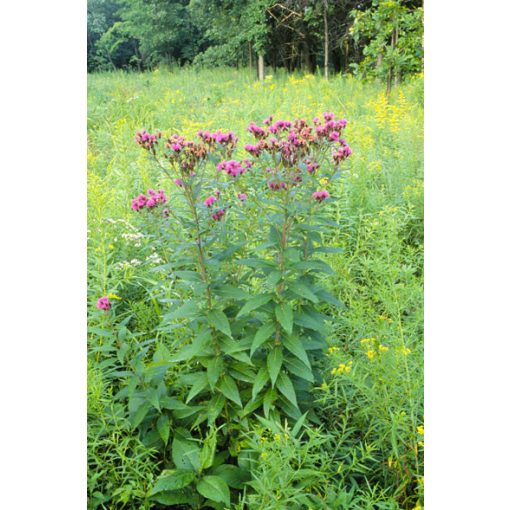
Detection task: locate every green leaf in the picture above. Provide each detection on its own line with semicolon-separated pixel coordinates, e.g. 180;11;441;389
276;372;299;408
207;394;226;424
266;270;282;287
165;300;202;320
170;331;212;362
186;372;209;403
263;388;277;417
172;437;201;472
267;346;283;387
284;356;314;382
157;414;170;445
197;476;230;506
293;260;335;275
218;375;242;406
130;401;151;429
151;491;196;505
252;366;269;400
173;270;203;282
237;294;273;317
282;334;311;368
208;310;232;338
250;323;275;357
291;411;309;437
294;311;324;331
207;357;224;388
211;464;250;490
150;469;195;494
288;281;319;303
200;429;217;470
275;303;293;334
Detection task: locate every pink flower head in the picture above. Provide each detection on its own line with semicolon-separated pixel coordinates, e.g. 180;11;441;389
248;122;266;138
268;181;286;191
217;160;245;177
96;296;111;311
211;209;226;221
263;115;273;126
305;159;320;174
329;131;340;142
146;197;157;208
171;143;182;152
323;112;335;122
204;195;217;207
312;190;330;202
174;178;183;187
332;144;352;164
214;188;221;196
237;192;247;201
244;143;261;157
135;130;159;151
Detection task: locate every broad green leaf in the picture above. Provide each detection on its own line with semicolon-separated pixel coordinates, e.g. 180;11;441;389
172;437;201;472
130;402;151;429
173;270;203;282
157;414;170;445
267;346;283;387
293;260;335;275
276;372;299;408
211;464;250;489
294;311;324;331
314;288;343;306
151;491;196;505
165;301;202;320
207;357;224;388
266;270;282;287
186;372;209;403
218;375;242;406
263;388;277;417
150;469;195;494
170;331;212;362
252;366;269;400
288;281;319;303
284;356;314;382
208;310;232;338
291;411;309;437
197;475;230;506
207;394;226;424
200;429;217;470
237;294;272;317
282;335;311;368
250;323;275;357
215;285;251;299
275;303;293;334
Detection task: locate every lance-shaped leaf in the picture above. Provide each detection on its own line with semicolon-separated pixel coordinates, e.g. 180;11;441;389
208;309;232;338
237;294;273;317
276;372;299;408
218;375;242;407
197;475;230;506
267;345;283;387
275;303;293;334
250;323;275;357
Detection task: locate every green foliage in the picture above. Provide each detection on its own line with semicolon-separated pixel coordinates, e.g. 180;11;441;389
88;68;423;509
351;0;424;89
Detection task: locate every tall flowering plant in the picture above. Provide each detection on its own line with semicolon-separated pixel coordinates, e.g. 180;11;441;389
123;113;351;507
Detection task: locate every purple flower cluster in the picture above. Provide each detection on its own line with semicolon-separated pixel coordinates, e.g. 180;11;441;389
135;130;160;153
211;209;226;221
198;130;238;156
96;296;111;311
312;190;330;202
216;159;250;178
332;139;353;165
204;195;217;207
131;189;168;211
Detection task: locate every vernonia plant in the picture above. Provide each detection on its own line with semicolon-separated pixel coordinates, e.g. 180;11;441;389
124;113;351;508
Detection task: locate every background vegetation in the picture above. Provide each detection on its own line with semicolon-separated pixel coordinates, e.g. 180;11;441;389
88;0;423;88
88;68;424;508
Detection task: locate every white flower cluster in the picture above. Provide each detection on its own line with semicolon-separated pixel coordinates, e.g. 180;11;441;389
117;259;142;270
146;253;163;265
121;232;144;247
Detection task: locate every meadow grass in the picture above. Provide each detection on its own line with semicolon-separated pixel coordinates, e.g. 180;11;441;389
88;67;423;509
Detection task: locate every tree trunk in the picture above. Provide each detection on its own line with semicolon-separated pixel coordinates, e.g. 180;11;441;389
386;27;397;96
248;42;253;70
257;54;264;81
323;0;329;79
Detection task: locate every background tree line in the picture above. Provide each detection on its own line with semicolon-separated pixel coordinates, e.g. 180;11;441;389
88;0;423;84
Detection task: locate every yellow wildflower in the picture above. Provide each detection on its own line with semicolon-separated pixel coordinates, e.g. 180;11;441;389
379;345;389;353
331;367;338;375
366;350;376;360
260;452;268;459
417;425;424;435
107;293;122;300
274;433;281;441
284;433;289;440
400;347;411;356
344;365;352;373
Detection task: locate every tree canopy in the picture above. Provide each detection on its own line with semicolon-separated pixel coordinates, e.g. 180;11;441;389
87;0;423;83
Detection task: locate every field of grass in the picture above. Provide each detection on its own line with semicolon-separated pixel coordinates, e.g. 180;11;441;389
87;67;424;509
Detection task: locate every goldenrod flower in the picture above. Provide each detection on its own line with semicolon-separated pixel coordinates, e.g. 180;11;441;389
379;345;389;353
274;433;281;441
417;425;424;435
366;350;376;360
